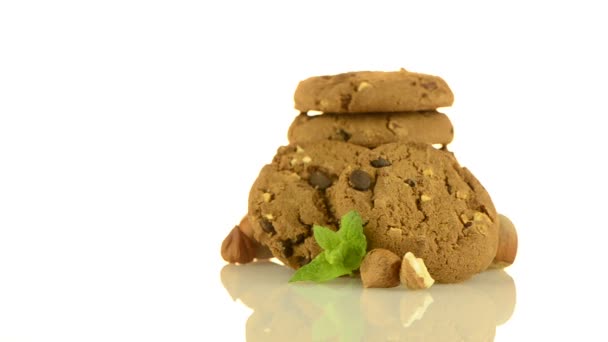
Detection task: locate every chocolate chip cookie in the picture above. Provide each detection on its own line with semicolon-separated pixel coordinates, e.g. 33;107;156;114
248;141;498;283
288;111;454;148
294;69;454;113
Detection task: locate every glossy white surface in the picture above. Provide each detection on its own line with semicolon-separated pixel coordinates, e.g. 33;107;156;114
2;1;608;341
222;261;515;342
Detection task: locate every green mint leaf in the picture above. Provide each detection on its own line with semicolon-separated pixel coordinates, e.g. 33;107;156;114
341;243;365;270
338;210;364;242
289;252;350;283
292;282;364;342
325;243;347;266
338;211;367;264
289;211;367;283
313;225;341;251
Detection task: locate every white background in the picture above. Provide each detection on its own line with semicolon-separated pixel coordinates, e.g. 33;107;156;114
1;1;607;341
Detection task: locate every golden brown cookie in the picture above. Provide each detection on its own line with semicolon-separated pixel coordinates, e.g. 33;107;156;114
288;111;453;148
248;141;498;283
294;69;454;113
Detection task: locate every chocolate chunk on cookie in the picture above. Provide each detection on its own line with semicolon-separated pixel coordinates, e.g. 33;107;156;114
248;141;498;283
308;170;333;190
349;169;372;191
294;69;454;113
371;158;392;168
288;111;454;148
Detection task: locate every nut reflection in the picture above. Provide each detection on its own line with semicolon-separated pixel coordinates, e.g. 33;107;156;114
400;292;434;328
221;262;515;342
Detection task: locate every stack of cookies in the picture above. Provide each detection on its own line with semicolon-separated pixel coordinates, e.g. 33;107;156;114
222;69;517;284
289;69;455;149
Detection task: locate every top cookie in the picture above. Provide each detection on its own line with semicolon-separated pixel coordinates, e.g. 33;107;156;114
294;69;454;113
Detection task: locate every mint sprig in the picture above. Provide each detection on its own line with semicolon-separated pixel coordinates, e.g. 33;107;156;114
289;211;367;283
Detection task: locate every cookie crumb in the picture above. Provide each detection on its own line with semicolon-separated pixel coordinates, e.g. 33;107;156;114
388;227;402;240
357;81;372;91
474;212;490;222
456;190;468;199
262;193;273;203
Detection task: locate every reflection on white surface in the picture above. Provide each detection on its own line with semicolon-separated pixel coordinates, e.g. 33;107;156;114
222;261;516;342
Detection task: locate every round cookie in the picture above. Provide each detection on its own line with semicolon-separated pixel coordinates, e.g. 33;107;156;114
294;69;454;113
248;141;498;283
288;111;454;148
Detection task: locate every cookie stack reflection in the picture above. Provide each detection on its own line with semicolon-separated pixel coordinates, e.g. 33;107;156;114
221;262;516;342
222;69;517;285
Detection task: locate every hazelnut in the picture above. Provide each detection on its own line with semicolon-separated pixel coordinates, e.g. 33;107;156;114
238;215;254;239
221;226;256;264
489;214;518;268
237;215;273;260
400;252;435;290
360;248;401;288
400;292;434;328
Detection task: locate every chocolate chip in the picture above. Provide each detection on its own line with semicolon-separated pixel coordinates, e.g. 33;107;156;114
340;94;352;111
405;179;416;187
296;256;310;266
421;81;438;90
480;205;489;216
349;169;372;191
260;219;276;234
337;129;351;141
464;222;473;228
281;240;293;258
309;170;332;190
371;158;391;168
295;233;307;244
